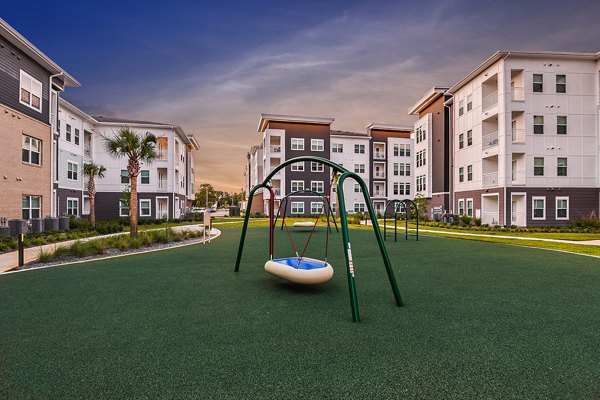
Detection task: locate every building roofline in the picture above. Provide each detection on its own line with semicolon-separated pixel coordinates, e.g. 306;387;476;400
258;113;335;132
408;86;450;115
187;135;200;150
366;122;413;132
0;18;80;87
449;50;600;93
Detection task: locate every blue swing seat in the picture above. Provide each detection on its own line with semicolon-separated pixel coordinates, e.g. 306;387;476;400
264;257;334;284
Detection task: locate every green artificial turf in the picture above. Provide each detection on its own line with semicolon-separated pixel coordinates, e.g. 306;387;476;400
1;226;599;399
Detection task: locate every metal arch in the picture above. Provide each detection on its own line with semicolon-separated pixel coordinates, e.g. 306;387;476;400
275;189;338;233
383;199;419;242
235;156;403;323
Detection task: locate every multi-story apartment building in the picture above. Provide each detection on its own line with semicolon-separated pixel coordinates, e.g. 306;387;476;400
0;18;79;221
56;99;199;220
247;114;414;216
450;51;600;226
408;87;452;218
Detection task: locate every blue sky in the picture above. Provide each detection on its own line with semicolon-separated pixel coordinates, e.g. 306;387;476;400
4;0;600;191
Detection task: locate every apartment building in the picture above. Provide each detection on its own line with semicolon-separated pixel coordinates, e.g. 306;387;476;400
247;114;414;216
0;18;79;221
450;51;600;226
56;99;199;220
408;87;452;218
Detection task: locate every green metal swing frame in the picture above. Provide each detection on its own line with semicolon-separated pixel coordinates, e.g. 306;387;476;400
234;156;404;322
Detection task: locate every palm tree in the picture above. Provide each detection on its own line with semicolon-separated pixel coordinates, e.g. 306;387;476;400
105;127;157;236
83;162;106;228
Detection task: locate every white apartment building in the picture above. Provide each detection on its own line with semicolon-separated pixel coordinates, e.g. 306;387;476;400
56;99;199;220
450;51;600;226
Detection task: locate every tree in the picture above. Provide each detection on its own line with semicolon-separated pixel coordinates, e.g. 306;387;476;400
105;128;157;236
83;162;106;228
195;183;220;207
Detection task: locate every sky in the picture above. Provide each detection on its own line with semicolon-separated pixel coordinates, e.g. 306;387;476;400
3;0;600;192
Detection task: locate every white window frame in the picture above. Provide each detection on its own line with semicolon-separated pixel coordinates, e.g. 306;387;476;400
393;182;399;195
310;202;323;214
121;170;130;184
67;161;78;181
291;202;304;214
119;200;129;217
22;135;41;166
291;138;304;151
67;197;79;216
458;199;465;215
466;198;474;217
291;180;304;192
353;202;365;213
311;181;324;193
291;162;304;172
354;164;365;174
311;139;324;151
354;184;362;193
74;128;80;145
22;195;41;220
557;158;568;177
467;94;473;111
19;70;42;112
141;170;150;184
311;162;324;172
532;196;546;220
556;197;569;220
66;124;72;142
139;199;151;217
354;144;365;154
331;143;343;153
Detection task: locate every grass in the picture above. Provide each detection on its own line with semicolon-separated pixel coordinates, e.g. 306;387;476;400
1;226;600;399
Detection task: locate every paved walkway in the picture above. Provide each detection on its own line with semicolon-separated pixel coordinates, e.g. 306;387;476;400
0;224;213;273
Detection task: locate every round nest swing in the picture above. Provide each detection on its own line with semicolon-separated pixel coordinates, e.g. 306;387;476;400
264;257;333;284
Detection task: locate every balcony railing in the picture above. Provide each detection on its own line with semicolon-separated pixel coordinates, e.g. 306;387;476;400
157;151;168;161
373;152;385;160
373;172;386;179
512;128;525;143
84;145;92;157
511;211;526;225
157;180;167;191
482;91;498;111
482;212;500;226
511;170;525;185
482;172;498;188
511;87;524;101
273;188;281;196
482;131;498;149
270;145;281;153
373;191;385;197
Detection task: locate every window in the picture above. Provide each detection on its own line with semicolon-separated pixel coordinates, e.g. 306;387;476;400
22;135;41;165
66;124;72;142
557;158;567;176
291;138;304;150
459;133;464;149
310;202;323;214
533;73;543;92
354;184;362;193
405;183;411;196
467;165;473;181
458;199;465;215
405;144;411;157
74;128;80;145
467;199;473;217
311;162;324;172
393;163;399;176
556;75;566;93
399;163;406;176
19;70;42;112
67;198;79;216
332;143;343;153
354;203;365;213
67;162;78;180
416;150;426;167
291;180;304;192
458;100;464;116
121;170;129;184
22;195;41;219
311;181;324;193
393;183;399;195
557;116;567;135
291;162;304;172
534;157;544;176
291;202;304;214
141;170;150;184
354;164;365;174
556;197;569;220
393;145;399;157
405;164;411;176
416;175;427;192
311;139;324;151
532;197;545;219
354;144;365;154
119;200;129;217
534;116;544;134
466;94;473;111
459;167;464;183
140;199;151;217
467;130;473;146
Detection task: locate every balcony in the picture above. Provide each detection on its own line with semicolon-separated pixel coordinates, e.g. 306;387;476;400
482;131;498;149
84;145;92;157
373;171;386;179
273;188;281;196
482;172;498;188
511;170;525;186
512;128;525;143
373;191;385;197
511;87;524;101
157;179;167;191
270;145;281;153
373;152;385;160
482;91;498;111
482;212;500;226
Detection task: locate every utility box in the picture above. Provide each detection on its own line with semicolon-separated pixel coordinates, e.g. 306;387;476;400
44;217;59;232
0;226;10;236
59;216;70;230
31;218;44;233
229;206;240;217
9;219;27;236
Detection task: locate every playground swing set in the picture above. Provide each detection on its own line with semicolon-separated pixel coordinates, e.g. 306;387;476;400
274;188;339;234
235;156;404;322
383;199;420;242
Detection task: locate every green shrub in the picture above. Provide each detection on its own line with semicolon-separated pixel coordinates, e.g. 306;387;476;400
460;215;472;226
140;233;155;247
89;239;109;255
37;248;54;263
94;221;122;235
129;237;141;249
70;241;94;257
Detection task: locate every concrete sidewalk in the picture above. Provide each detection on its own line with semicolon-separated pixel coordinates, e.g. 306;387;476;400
0;224;208;273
